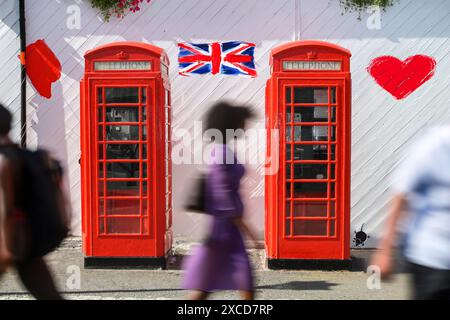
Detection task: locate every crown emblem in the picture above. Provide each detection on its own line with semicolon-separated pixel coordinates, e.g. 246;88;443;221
116;51;129;59
307;51;317;59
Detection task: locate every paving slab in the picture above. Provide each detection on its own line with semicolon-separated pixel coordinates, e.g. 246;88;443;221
0;238;411;300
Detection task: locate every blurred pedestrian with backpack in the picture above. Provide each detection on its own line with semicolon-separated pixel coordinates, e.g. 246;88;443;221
0;103;70;300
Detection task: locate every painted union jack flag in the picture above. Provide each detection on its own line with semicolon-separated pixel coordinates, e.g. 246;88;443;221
178;41;257;77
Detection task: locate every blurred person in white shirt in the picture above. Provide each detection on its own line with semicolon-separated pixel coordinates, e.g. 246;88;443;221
372;126;450;300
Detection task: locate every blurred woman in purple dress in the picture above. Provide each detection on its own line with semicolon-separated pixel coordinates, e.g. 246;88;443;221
182;102;258;300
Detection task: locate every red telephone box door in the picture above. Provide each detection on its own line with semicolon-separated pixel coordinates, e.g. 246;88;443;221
89;79;156;257
278;79;348;259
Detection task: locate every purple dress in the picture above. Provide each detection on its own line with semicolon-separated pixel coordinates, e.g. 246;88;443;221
182;144;254;292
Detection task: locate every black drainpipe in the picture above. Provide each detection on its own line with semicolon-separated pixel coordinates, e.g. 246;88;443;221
19;0;26;148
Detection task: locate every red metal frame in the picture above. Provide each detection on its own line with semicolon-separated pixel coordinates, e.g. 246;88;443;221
80;42;172;258
265;41;351;260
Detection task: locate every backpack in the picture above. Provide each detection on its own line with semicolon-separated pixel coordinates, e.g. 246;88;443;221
0;145;70;260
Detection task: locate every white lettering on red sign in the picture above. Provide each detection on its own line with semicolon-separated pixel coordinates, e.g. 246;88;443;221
94;61;151;71
283;61;342;71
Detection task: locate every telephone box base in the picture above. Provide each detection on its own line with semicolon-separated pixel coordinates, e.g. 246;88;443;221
84;257;167;269
267;258;352;271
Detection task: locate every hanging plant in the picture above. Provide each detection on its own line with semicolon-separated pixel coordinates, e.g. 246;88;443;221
339;0;398;18
90;0;151;21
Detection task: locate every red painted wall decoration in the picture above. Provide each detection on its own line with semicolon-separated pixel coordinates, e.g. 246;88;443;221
25;39;62;99
367;55;436;100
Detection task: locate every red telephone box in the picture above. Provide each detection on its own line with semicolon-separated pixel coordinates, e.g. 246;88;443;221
80;42;172;268
265;41;351;269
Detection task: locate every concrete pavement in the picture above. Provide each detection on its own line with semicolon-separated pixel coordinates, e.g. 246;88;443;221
0;238;411;300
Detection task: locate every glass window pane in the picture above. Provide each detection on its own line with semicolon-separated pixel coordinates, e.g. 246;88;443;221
165;107;170;124
98;126;104;141
293;145;302;160
106;162;140;179
106;125;139;141
293;182;327;199
294;144;328;160
331;87;336;104
286;126;292;142
286;183;291;198
105;87;139;103
143;163;148;178
286;107;292;123
99;218;105;234
331;107;336;122
166;194;170;213
99;199;104;215
293;201;327;217
98;144;104;159
331;144;336;160
166;208;171;229
141;87;147;104
165;125;169;151
293;220;327;236
165;90;170;107
331;126;336;141
329;220;336;236
285;219;291;236
98;181;104;196
101;198;140;215
97;88;103;103
106;218;140;234
142;217;149;235
142;198;148;216
293;106;328;123
293;126;302;141
330;164;335;179
98;108;104;122
142;144;147;160
106;107;139;123
330;201;336;217
286;165;291;178
292;163;328;180
289;126;335;142
286;145;292;160
290;126;330;142
142;106;147;122
106;181;139;197
98;163;104;178
143;126;147;140
313;126;329;142
142;181;148;196
106;144;139;159
294;87;328;104
330;182;336;198
285;201;291;217
286;87;292;103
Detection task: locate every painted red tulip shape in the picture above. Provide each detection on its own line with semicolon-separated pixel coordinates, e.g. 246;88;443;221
367;55;436;100
25;40;62;99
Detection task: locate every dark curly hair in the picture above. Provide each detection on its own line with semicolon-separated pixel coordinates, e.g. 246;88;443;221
0;103;12;136
204;101;255;142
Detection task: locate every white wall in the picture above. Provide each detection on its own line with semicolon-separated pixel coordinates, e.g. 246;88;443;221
0;0;21;142
18;0;450;247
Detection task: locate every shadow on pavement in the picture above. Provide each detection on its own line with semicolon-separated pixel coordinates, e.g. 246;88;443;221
256;281;338;291
0;288;183;296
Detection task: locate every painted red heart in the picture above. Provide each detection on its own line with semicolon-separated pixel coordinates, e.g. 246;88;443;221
367;55;436;100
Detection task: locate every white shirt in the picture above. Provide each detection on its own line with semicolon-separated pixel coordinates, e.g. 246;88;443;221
393;126;450;270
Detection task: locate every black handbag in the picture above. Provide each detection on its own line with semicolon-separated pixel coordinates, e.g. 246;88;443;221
184;173;209;214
